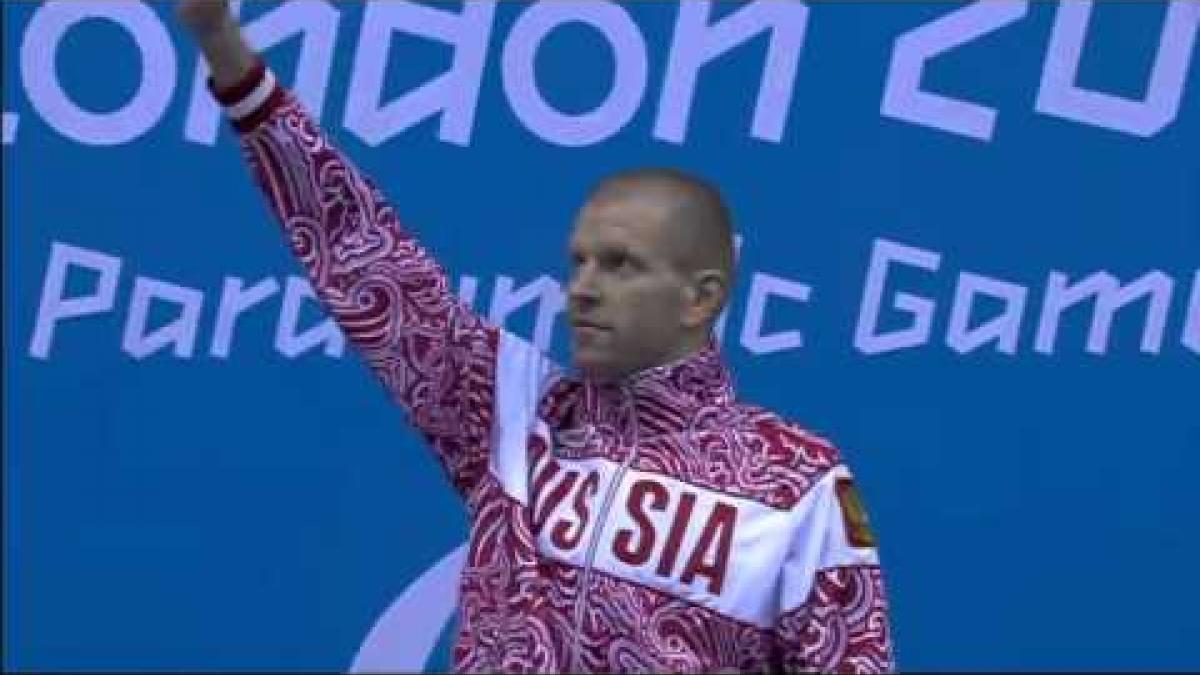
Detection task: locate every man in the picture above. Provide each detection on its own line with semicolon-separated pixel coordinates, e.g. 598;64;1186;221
179;1;894;672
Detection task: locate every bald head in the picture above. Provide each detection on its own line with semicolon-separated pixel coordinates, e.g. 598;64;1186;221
588;168;735;283
567;167;736;379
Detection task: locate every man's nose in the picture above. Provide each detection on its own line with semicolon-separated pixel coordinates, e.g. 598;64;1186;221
568;264;601;307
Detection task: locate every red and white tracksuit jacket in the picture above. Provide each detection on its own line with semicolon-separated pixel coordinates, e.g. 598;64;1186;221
213;60;894;673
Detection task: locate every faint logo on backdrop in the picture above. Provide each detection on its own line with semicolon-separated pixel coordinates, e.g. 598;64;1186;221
348;544;467;673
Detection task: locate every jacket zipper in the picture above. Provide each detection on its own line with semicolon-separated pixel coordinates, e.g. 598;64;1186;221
569;386;639;671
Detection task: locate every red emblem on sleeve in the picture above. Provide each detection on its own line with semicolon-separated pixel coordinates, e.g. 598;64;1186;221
835;478;876;549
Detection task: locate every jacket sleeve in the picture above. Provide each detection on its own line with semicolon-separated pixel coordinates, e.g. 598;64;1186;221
775;466;895;673
211;59;502;499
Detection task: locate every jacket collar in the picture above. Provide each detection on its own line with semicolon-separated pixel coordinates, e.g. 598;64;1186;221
577;343;736;437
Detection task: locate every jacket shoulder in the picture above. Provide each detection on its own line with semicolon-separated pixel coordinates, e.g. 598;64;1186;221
732;404;843;509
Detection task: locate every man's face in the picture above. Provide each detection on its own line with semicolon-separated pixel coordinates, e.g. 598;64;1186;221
567;192;697;381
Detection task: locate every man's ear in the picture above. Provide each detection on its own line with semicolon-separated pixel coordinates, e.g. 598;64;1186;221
683;269;728;328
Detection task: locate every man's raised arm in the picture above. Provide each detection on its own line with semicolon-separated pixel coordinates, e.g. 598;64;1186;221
178;0;506;499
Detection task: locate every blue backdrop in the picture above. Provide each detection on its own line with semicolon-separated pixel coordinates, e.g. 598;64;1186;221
5;1;1198;671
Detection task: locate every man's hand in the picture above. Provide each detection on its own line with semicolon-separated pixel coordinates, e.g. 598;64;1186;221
177;0;232;37
177;0;256;90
